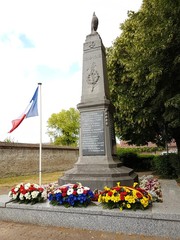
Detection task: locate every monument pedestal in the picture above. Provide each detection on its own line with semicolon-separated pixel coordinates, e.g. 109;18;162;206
59;159;137;190
59;19;138;190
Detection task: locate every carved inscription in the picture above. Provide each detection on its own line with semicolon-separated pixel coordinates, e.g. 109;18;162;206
81;111;105;156
86;62;100;92
89;41;95;48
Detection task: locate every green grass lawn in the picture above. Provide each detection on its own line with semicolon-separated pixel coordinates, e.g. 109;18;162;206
0;171;64;189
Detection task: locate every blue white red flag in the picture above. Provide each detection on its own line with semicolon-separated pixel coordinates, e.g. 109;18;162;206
8;86;39;133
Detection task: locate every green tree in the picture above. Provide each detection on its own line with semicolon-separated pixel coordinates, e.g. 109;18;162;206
107;0;180;156
47;108;80;146
3;137;15;143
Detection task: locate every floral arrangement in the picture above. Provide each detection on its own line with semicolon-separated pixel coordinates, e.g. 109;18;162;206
98;182;152;211
92;189;101;201
139;175;163;202
42;182;59;193
9;183;47;205
8;175;162;209
48;183;94;207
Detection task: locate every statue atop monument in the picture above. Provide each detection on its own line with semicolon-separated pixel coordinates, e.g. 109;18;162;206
91;12;98;34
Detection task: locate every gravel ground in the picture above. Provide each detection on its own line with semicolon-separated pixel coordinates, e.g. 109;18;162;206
0;221;171;240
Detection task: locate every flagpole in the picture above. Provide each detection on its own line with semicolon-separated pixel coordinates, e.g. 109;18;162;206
38;82;42;185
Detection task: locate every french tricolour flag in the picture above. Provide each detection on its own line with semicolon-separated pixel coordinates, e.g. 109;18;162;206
8;86;39;133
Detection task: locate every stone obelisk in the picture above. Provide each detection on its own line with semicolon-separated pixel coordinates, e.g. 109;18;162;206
59;13;138;190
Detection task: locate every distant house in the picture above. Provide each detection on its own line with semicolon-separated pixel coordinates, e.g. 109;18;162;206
117;141;157;148
117;140;177;154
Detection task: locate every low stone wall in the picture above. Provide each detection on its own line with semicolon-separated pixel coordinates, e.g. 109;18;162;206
0;142;78;178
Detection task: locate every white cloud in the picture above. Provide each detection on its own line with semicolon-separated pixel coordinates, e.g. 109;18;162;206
0;0;142;143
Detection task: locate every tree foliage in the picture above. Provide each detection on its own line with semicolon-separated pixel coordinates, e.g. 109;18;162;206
107;0;180;156
47;108;80;146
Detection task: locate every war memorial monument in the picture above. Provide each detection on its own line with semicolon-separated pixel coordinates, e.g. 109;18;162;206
0;13;180;240
59;13;138;190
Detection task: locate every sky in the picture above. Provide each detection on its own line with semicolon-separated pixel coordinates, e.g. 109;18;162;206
0;0;143;143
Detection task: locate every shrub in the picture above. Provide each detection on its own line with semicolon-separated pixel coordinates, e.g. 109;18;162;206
116;147;163;154
118;151;138;170
117;151;154;171
137;155;154;171
152;154;179;178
